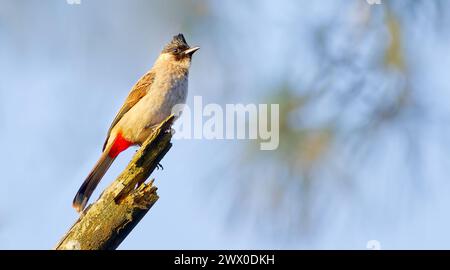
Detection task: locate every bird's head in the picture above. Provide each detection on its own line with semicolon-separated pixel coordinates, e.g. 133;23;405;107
159;34;199;67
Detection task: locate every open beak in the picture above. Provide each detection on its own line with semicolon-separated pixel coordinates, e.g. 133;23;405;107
183;46;200;56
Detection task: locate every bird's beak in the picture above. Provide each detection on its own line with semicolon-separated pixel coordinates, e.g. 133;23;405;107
183;46;200;56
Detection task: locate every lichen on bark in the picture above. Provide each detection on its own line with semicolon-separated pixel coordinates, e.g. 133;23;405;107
55;115;174;250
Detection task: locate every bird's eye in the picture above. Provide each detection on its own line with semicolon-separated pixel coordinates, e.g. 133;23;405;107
173;48;180;54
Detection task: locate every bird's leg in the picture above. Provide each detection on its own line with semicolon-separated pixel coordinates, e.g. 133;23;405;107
145;123;175;135
144;123;159;130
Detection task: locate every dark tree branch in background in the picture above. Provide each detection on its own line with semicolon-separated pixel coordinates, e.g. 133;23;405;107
55;116;175;250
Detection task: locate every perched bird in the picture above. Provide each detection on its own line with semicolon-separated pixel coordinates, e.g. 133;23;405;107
73;34;199;212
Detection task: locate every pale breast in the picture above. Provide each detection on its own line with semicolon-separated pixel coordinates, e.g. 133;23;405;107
115;69;189;144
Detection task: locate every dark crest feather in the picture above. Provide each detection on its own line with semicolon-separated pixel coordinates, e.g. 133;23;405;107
162;33;190;53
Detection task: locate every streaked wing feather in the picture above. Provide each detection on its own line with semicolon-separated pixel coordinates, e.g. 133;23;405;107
102;71;155;151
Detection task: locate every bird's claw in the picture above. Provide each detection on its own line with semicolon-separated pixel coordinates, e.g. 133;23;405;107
156;163;164;170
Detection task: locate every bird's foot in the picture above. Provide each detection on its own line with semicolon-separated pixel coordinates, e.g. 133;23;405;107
156;163;164;170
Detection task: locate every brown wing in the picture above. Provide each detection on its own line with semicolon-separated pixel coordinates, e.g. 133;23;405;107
102;71;155;151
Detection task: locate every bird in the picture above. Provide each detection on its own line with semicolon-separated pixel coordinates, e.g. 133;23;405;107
73;33;199;212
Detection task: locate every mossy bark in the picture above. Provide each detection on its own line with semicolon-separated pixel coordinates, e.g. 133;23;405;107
55;116;174;250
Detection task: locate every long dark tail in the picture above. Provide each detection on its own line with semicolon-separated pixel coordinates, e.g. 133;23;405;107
73;150;115;212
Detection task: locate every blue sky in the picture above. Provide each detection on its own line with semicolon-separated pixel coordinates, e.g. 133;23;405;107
1;0;450;249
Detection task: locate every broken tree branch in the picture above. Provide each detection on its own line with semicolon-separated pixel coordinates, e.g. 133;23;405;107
55;115;175;250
